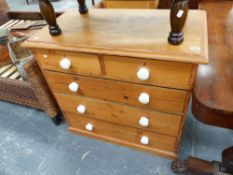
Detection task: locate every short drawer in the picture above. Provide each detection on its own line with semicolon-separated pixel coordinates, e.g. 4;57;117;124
35;49;102;76
55;93;182;136
104;55;194;90
65;112;177;159
44;71;187;115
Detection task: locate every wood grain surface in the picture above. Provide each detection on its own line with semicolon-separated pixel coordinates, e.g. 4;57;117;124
44;70;188;115
22;9;208;159
55;93;182;136
192;1;233;129
36;48;195;90
103;0;157;9
104;55;194;90
65;112;178;159
35;49;102;76
158;0;201;9
23;9;208;64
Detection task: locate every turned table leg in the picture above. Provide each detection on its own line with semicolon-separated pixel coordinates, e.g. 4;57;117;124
172;157;213;175
171;146;233;175
77;0;88;14
39;0;61;36
222;146;233;173
168;0;189;45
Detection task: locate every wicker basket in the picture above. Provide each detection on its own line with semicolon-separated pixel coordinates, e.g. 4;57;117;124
24;59;60;118
0;8;61;124
8;36;33;80
0;25;60;121
0;28;10;66
0;45;10;66
0;77;43;109
0;58;60;119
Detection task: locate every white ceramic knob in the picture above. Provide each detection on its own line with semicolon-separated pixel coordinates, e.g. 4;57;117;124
139;117;149;127
85;123;94;131
140;136;149;145
138;93;150;104
77;105;86;114
137;68;150;81
60;58;71;70
69;82;79;92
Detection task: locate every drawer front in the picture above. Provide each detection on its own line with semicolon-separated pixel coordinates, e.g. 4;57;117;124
44;71;187;115
104;55;194;90
55;93;182;136
35;50;102;76
65;112;177;158
104;1;156;9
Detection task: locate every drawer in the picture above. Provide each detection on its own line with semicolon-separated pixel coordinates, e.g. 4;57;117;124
44;71;187;115
55;93;182;136
104;55;194;90
35;49;102;76
65;112;177;159
104;1;156;9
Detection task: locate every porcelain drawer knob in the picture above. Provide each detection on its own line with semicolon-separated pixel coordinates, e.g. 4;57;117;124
138;93;150;104
77;105;86;114
85;123;94;131
139;117;149;127
60;58;71;70
69;82;79;92
137;68;150;81
140;136;149;145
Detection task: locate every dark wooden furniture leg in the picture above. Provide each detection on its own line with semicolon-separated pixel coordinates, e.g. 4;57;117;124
222;146;233;173
168;0;189;45
39;0;61;36
51;114;62;125
77;0;88;14
158;0;201;9
172;146;233;175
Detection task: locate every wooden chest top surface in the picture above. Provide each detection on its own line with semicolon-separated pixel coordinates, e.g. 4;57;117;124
23;9;208;64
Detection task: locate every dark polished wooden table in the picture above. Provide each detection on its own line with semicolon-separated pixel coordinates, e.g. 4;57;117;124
172;1;233;175
193;0;233;130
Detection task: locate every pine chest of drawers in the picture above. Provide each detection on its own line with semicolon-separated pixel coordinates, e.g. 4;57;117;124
23;9;208;159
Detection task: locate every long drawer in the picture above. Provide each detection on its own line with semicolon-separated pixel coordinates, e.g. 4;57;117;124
55;93;182;136
104;55;194;90
65;112;177;159
35;49;102;76
44;71;187;115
